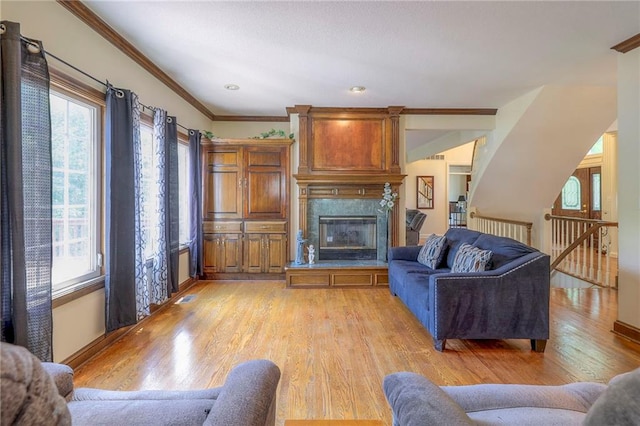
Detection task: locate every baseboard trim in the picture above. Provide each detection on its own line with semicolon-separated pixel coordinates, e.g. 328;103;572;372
62;277;200;369
62;327;131;369
612;320;640;345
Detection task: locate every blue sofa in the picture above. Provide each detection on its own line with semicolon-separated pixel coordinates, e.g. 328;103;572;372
388;228;550;352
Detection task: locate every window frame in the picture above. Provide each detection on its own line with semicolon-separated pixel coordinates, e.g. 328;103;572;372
50;69;105;299
177;133;191;248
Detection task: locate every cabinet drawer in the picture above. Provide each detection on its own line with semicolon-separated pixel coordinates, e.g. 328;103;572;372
244;221;287;233
203;221;242;233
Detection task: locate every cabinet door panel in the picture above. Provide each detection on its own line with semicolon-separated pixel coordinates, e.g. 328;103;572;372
221;234;243;273
243;234;264;273
203;235;219;273
244;146;287;219
203;147;243;220
245;150;283;168
265;234;287;273
246;171;285;217
205;170;241;219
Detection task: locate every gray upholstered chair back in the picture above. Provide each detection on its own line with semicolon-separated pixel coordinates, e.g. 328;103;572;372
406;209;427;245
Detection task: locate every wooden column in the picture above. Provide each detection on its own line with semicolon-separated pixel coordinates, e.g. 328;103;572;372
388;106;404;174
294;105;311;175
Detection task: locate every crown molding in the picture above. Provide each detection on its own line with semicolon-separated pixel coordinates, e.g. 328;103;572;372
56;0;215;121
213;115;290;122
611;33;640;53
401;108;498;115
286;106;497;116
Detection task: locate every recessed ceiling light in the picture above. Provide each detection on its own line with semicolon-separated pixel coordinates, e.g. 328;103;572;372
224;84;240;91
350;86;366;93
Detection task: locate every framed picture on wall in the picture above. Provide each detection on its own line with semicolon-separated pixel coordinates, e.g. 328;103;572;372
417;176;434;209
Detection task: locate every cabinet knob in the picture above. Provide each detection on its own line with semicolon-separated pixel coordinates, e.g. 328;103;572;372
260;225;267;229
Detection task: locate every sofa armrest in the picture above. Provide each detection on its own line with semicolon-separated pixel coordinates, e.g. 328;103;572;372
442;382;606;413
42;362;74;401
204;359;281;426
429;253;550;340
388;245;422;262
383;372;474;426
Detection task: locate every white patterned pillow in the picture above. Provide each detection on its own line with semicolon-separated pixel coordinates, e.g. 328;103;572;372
451;243;492;273
417;234;447;269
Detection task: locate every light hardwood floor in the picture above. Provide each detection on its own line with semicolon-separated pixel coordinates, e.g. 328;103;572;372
73;281;640;425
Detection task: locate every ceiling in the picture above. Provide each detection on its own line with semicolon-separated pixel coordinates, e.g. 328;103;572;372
83;1;639;118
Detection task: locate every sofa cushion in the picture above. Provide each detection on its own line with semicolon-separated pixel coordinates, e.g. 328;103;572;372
417;234;447;269
444;228;482;268
451;243;492;273
583;368;640;426
473;234;536;270
68;399;213;426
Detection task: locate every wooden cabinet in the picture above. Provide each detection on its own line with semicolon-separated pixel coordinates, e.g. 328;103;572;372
202;221;243;274
203;144;288;221
201;139;292;278
243;221;288;274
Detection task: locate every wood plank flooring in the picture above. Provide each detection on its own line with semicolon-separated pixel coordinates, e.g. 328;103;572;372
72;281;640;425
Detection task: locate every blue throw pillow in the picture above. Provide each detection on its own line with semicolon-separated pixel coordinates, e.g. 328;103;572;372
417;234;447;269
451;243;492;273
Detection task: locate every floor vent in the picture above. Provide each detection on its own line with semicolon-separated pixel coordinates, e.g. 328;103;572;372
425;154;445;160
175;295;196;304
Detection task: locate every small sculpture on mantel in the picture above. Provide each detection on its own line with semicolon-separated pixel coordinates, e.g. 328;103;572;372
308;244;315;265
295;230;307;265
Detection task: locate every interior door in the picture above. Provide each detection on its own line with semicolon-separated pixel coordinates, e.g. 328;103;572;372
552;167;601;220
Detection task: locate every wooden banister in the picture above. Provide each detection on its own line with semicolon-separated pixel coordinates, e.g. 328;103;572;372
469;211;533;246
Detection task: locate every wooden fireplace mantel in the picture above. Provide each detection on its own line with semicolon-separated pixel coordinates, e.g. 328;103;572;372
293;106;407;250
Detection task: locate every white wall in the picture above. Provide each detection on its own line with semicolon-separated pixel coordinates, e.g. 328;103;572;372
4;1;211;362
616;48;640;331
210;121;290;139
403;142;474;238
448;175;468;202
472;85;617;235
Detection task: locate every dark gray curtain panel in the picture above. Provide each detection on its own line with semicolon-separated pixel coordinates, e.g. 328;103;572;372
0;21;53;361
188;130;202;277
105;86;138;332
165;116;179;295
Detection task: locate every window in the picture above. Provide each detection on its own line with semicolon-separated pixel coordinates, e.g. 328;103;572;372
587;136;603;156
140;123;157;259
177;141;191;245
140;122;191;259
50;89;101;292
561;176;581;210
591;172;601;211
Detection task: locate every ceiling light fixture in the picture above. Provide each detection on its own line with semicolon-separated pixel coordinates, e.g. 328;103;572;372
349;86;366;93
224;84;240;91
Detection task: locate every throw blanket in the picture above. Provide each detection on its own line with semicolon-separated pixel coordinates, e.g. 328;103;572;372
0;343;71;425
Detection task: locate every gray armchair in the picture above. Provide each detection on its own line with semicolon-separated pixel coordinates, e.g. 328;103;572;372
1;342;281;426
406;209;427;245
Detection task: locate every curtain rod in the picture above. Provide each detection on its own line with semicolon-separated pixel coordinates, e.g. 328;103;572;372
20;35;193;135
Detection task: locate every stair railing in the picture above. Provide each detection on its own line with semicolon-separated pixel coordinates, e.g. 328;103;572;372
544;214;618;287
468;211;532;246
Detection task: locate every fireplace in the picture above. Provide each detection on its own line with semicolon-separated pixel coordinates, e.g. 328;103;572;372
306;198;388;262
318;216;377;260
